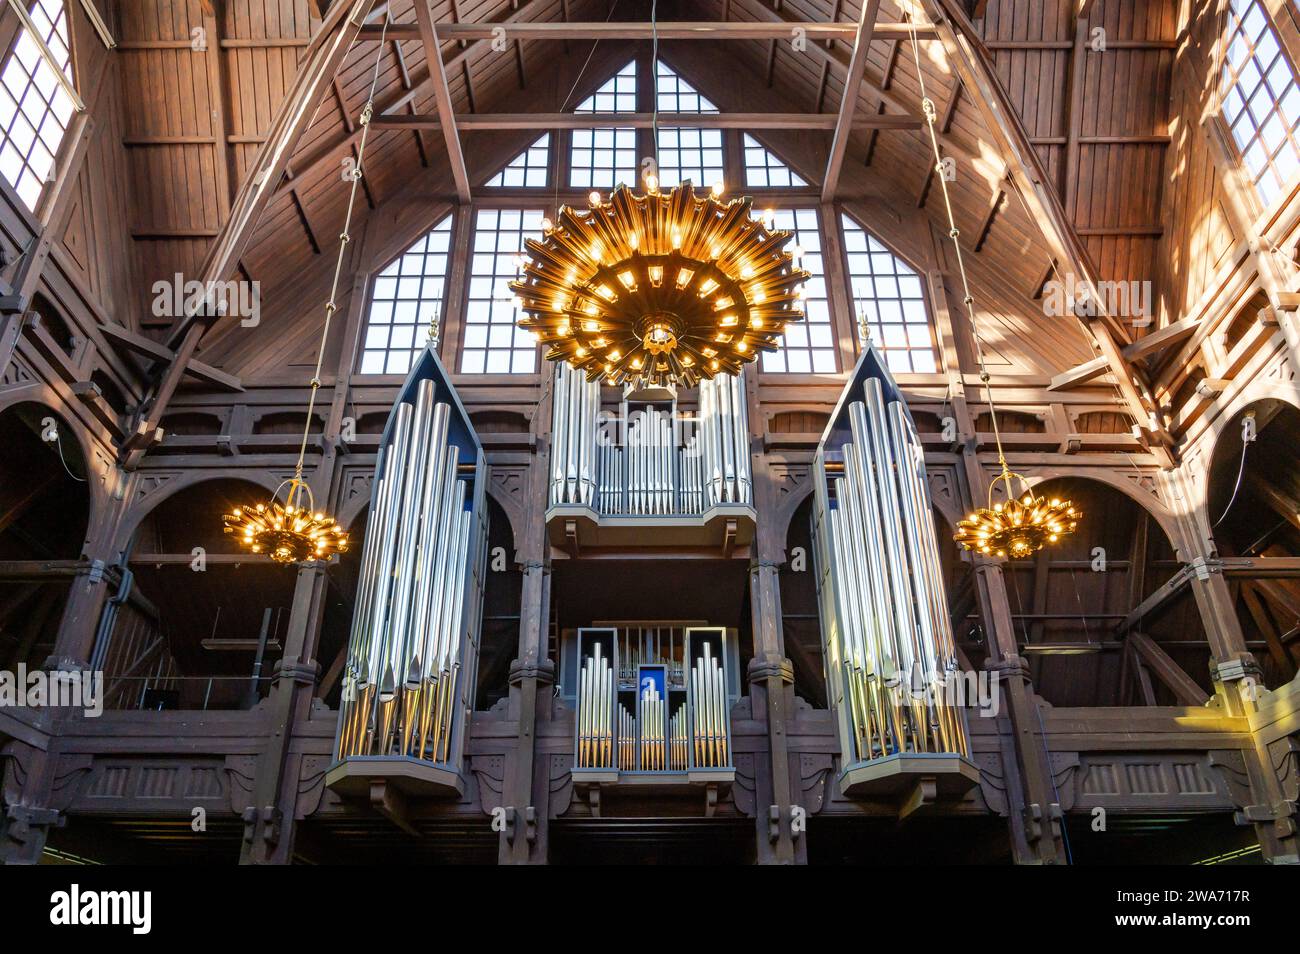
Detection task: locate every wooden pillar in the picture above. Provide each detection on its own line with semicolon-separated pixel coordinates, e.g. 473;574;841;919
498;386;555;865
745;375;804;864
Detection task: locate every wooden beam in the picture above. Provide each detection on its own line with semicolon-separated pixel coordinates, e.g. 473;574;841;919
1047;355;1108;391
97;322;243;392
1115;565;1192;635
1128;632;1210;706
823;0;881;201
374;111;919;131
412;1;470;203
364;21;938;41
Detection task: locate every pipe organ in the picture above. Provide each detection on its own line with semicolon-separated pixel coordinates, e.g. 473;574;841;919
548;362;751;517
569;627;736;776
811;350;973;789
333;350;487;782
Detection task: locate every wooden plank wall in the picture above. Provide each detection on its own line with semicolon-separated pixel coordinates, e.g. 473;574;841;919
112;0;318;327
51;1;138;328
978;1;1178;294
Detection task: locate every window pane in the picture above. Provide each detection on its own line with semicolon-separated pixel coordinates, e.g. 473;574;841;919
460;207;544;374
1221;0;1300;204
571;61;638;188
761;208;830;373
486;133;550;188
841;214;939;374
358;214;454;375
0;1;75;212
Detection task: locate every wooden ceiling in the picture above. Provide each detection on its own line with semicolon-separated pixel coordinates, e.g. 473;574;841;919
70;0;1198;381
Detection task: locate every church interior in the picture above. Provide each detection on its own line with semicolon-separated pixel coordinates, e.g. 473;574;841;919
1;0;1299;866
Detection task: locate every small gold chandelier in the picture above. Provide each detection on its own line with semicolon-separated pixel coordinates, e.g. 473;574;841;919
223;477;348;564
954;467;1080;560
510;180;809;388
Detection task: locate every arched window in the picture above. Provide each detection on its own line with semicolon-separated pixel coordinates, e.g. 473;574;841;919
1221;0;1300;204
359;214;453;375
0;0;75;211
841;214;937;373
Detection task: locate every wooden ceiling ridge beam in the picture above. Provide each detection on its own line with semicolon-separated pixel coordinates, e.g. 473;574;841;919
372;111;921;130
823;0;881;201
357;21;937;41
412;0;470;203
919;0;1177;467
125;0;380;469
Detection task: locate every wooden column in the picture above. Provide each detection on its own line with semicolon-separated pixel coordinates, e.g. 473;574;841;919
499;383;556;864
745;372;803;864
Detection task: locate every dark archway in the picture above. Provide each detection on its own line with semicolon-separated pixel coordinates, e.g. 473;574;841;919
0;403;91;671
316;506;367;709
477;496;520;710
782;494;825;707
1208;400;1300;688
995;477;1207;707
100;479;298;710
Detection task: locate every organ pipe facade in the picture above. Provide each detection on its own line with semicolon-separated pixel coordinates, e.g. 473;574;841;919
811;349;970;771
547;362;751;517
334;347;488;775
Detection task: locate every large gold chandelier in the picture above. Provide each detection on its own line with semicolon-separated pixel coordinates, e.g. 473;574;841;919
954;467;1080;560
510;181;809;388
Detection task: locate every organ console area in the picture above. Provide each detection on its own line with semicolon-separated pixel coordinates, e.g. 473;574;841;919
563;626;739;789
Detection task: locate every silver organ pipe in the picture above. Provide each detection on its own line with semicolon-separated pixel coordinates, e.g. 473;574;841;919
550;362;600;508
699;368;752;506
335;362;487;770
573;627;733;774
548;368;751;517
812;354;969;766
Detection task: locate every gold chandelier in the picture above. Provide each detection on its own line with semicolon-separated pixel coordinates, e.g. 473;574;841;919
954;467;1080;560
224;477;348;564
510;181;809;388
221;14;402;564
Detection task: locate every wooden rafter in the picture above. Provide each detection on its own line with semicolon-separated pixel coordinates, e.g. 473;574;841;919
823;0;881;201
373;111;920;131
412;0;470;203
358;21;935;42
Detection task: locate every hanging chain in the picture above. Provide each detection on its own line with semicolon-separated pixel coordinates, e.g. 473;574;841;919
906;10;1011;483
290;11;393;497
